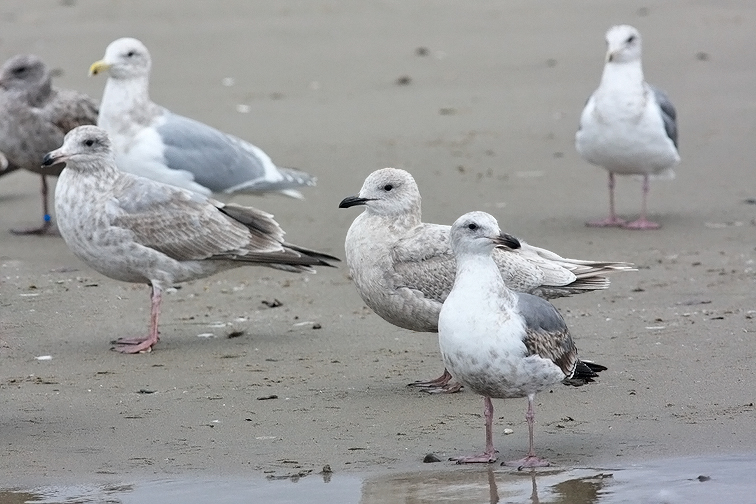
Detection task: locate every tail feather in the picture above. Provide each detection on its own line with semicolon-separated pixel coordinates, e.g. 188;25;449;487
223;166;317;198
563;359;607;387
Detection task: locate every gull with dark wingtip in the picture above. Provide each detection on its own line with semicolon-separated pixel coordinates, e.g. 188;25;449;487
47;125;338;353
439;211;605;466
576;25;679;230
340;168;631;392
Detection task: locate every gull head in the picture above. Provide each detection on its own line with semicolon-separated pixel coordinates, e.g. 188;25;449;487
605;25;642;64
338;167;421;217
0;54;49;92
42;125;114;170
90;37;151;79
450;211;520;257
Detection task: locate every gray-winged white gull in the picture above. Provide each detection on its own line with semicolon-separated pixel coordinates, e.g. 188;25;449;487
45;125;338;353
0;54;98;234
576;25;679;230
89;37;315;199
339;168;629;392
439;211;605;466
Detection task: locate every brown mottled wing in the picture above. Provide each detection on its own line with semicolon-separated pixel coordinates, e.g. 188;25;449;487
110;176;284;262
517;293;578;377
390;223;456;303
493;247;549;294
44;88;99;133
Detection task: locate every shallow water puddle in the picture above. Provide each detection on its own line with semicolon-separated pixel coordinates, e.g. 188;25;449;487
2;453;754;504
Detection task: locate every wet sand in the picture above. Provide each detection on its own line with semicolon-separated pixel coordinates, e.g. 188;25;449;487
1;0;755;485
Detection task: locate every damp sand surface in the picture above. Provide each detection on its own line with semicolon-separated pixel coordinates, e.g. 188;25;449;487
1;0;755;495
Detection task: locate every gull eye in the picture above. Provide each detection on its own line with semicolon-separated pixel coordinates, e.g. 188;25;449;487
383;184;393;191
126;50;136;57
467;223;478;230
626;35;636;44
13;66;27;75
84;139;95;147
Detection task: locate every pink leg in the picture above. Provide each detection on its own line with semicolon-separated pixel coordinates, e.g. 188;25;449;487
408;368;462;394
113;284;162;353
11;175;56;235
587;172;626;227
503;394;550;468
624;174;661;229
451;396;498;463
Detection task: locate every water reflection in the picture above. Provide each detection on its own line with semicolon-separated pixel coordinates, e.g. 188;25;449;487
1;453;755;504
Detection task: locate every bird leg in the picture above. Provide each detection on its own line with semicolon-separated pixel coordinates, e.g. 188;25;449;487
11;175;56;235
503;394;550;468
408;368;462;394
623;174;661;229
112;284;162;353
586;172;626;227
451;396;498;463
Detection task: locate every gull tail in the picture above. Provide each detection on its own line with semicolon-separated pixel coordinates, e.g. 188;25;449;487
563;359;607;387
224;167;317;199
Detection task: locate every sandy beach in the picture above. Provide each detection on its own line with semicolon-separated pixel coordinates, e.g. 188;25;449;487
1;0;755;487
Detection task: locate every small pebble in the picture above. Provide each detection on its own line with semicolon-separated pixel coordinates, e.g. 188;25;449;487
423;453;442;463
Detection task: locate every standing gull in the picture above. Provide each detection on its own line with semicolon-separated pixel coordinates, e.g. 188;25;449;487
89;37;315;198
439;211;605;466
45;126;338;353
339;168;630;392
576;25;679;230
0;54;98;234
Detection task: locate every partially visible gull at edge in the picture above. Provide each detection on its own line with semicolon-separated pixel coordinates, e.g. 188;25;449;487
89;37;315;199
46;126;338;354
576;25;679;230
0;54;98;234
438;211;606;466
339;168;632;392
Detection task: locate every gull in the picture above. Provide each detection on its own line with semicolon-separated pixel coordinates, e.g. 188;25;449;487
0;54;98;234
339;168;630;392
439;211;605;466
45;125;338;353
575;25;680;229
89;37;315;199
576;25;679;230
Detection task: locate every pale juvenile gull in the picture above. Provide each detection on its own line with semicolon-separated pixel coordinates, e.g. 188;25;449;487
0;54;98;234
339;168;630;392
89;37;315;199
576;25;679;230
45;125;338;354
439;211;605;466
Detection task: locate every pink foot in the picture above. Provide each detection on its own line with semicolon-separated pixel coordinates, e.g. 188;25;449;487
622;218;661;230
424;382;462;394
502;455;551;468
408;369;463;394
111;335;159;354
450;451;498;464
586;217;626;228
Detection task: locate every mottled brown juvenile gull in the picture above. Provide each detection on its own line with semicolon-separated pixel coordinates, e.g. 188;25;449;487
0;54;98;234
576;25;679;230
45;126;338;354
339;168;630;392
439;211;605;466
89;37;315;199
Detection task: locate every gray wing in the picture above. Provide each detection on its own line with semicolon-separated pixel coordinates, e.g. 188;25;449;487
156;112;315;195
111;175;333;270
650;85;678;148
517;293;578;377
111;176;281;261
390;223;456;303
